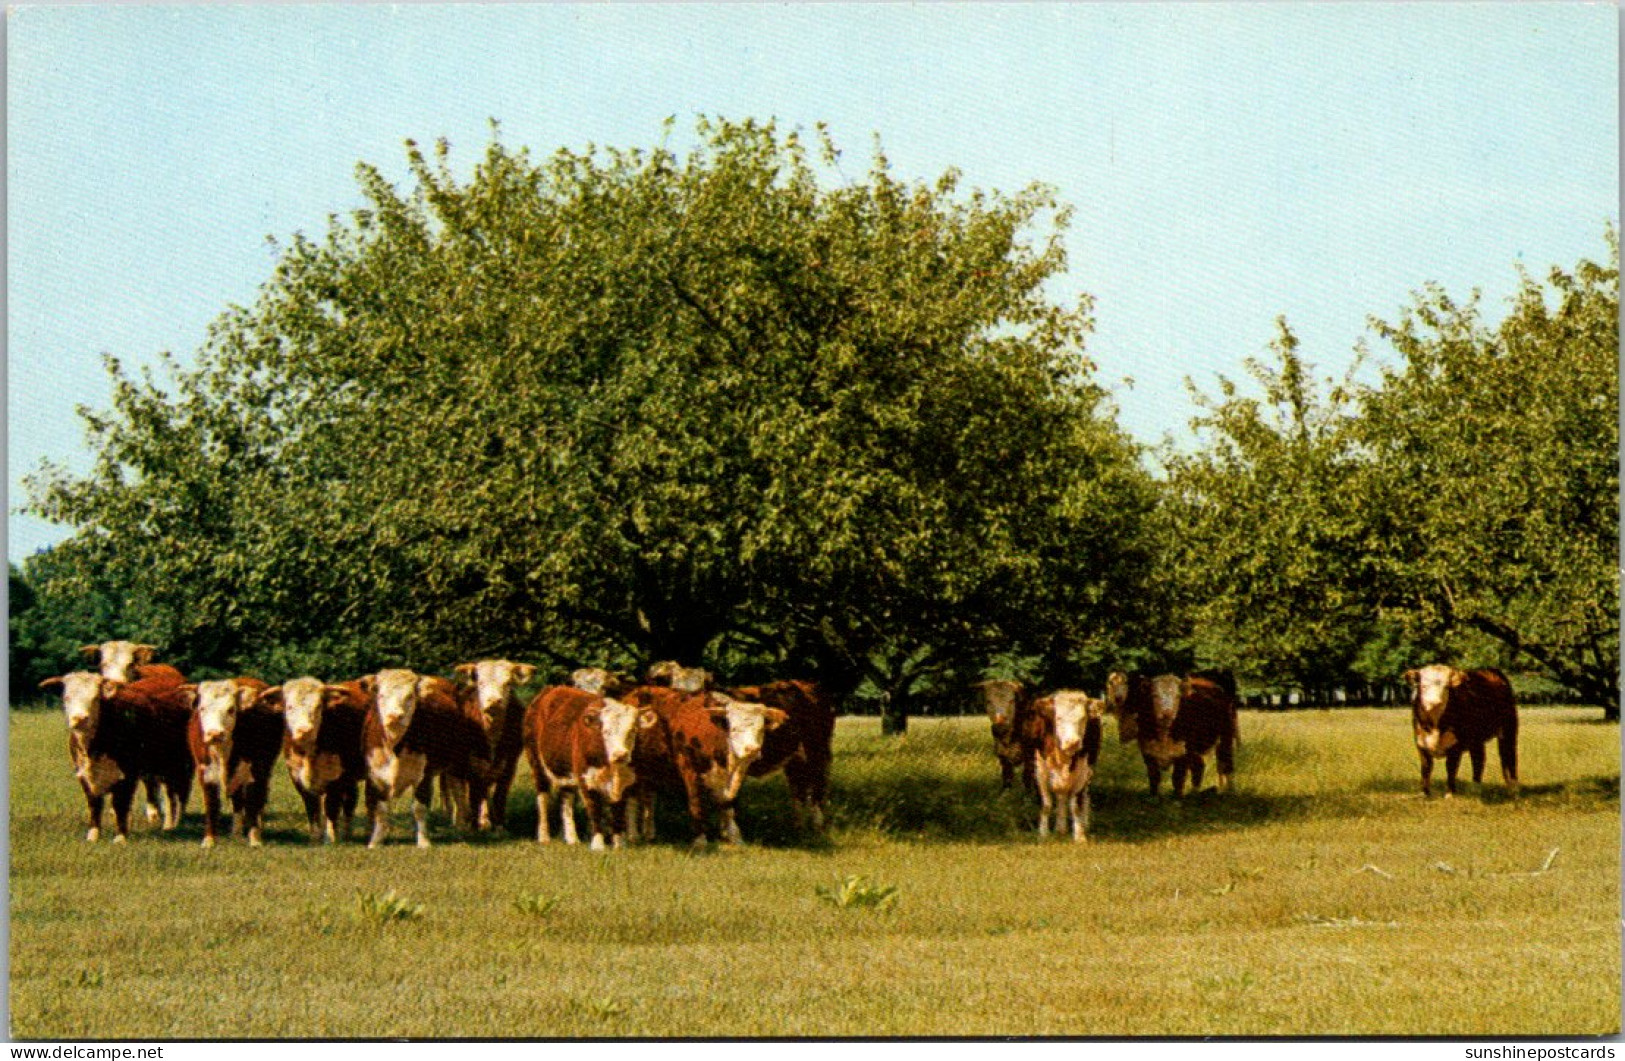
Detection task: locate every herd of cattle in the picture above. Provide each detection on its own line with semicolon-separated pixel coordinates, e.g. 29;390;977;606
37;642;1522;850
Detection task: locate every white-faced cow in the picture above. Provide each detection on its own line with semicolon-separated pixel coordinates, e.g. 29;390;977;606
646;661;714;693
524;685;656;850
40;671;193;842
453;659;535;832
257;677;369;842
359;669;488;848
181;677;282;848
78;641;186;825
571;667;632;697
1106;670;1238;796
1404;664;1519;798
973;679;1035;792
1029;690;1105;842
622;686;787;846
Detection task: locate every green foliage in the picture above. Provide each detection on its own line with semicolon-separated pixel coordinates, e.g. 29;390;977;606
815;874;899;910
513;892;562;919
355;889;424;924
25;118;1155;697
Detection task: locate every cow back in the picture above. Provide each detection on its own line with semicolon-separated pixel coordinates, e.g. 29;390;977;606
1432;667;1518;745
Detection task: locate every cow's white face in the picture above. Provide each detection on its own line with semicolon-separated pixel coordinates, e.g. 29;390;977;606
372;669;423;743
571;667;620;696
195;680;250;746
1409;664;1461;754
92;641;153;683
592;697;655;765
980;681;1019;728
712;695;787;770
1150;674;1182;736
1049;692;1096;758
55;672;114;739
466;660;534;730
281;677;327;748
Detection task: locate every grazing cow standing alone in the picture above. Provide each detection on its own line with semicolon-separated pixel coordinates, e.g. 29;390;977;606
726;680;838;833
622;686;787;846
40;671;193;842
182;677;282;848
1405;664;1519;798
973;679;1035;792
360;669;488;848
259;678;368;843
453;660;534;832
1106;671;1238;796
1030;691;1105;842
525;686;656;850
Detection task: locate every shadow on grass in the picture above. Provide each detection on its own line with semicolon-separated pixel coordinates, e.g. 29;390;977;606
1357;773;1619;808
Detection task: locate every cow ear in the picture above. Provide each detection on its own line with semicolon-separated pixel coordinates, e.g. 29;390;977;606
762;708;789;731
134;644;156;664
100;678;123;701
1402;669;1419;685
322;685;350;707
708;706;730;721
416;676;441;699
582;710;600;727
516;664;536;685
454;664;477;683
359;675;377;697
79;644;100;659
1448;669;1466;687
176;684;198;710
39;676;64;692
256;686;284;710
638;708;658;730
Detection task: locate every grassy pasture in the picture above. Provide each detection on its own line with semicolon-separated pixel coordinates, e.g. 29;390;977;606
9;705;1619;1038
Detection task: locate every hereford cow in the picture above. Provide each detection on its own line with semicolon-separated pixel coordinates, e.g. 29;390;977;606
622;686;788;846
454;659;535;831
646;661;713;693
1106;670;1238;796
78;641;186;824
180;677;282;848
725;680;837;832
973;679;1035;791
360;669;490;848
571;667;632;697
40;671;193;841
1404;664;1519;798
257;678;368;843
1029;691;1105;842
524;685;656;850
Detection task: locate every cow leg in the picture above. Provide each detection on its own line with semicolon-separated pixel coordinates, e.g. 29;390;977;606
83;783;105;843
535;790;553;844
582;792;609;852
1071;787;1090;843
610;799;628;850
720;801;743;846
559;789;581;845
1443;748;1464;798
1216;715;1237;793
200;781;223;849
110;779;137;843
301;789;324;843
488;769;515;834
245;779;269;847
1036;767;1054;837
412;777;435;848
639;790;657;844
1171;759;1189;798
163;779;185;831
366;788;390;849
1468;744;1488;788
1188;756;1206;794
141;776;163;825
684;779;709;847
1144;755;1162;796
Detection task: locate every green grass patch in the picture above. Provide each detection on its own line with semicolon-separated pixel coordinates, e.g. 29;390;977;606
9;706;1619;1036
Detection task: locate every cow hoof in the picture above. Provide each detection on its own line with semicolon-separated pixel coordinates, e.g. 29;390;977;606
145;806;161;825
248;835;263;849
416;837;431;849
589;835;607;852
85;829;100;843
200;836;215;850
691;836;710;850
112;834;128;845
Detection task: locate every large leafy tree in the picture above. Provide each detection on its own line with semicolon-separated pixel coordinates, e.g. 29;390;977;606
26;118;1157;726
1358;237;1619;716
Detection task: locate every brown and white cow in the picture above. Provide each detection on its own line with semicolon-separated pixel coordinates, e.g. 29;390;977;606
257;678;368;842
360;669;489;848
973;679;1035;791
726;680;838;832
78;641;186;824
524;685;656;850
453;659;535;832
1029;690;1105;842
181;677;282;848
1404;664;1519;798
571;667;632;697
1106;670;1238;796
623;686;788;846
646;660;714;693
40;671;193;842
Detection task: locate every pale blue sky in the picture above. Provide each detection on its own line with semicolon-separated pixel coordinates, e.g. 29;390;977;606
7;2;1618;562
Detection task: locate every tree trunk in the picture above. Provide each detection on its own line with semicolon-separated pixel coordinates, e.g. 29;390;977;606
879;690;909;736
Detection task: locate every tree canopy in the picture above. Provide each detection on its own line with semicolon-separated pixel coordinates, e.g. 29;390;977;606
24;118;1159;724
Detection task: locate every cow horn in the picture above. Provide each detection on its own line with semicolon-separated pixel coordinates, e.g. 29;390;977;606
79;645;100;659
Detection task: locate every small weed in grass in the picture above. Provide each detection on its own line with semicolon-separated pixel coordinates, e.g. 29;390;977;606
356;890;424;924
578;997;625;1021
817;874;899;911
67;967;106;989
514;892;562;919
